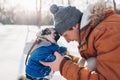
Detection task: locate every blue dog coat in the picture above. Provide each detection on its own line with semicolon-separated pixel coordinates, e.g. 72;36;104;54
25;43;67;78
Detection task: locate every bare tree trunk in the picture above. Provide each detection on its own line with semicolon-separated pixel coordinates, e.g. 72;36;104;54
113;0;117;13
39;0;42;26
86;0;88;4
36;0;42;26
36;0;38;25
68;0;71;6
61;0;64;5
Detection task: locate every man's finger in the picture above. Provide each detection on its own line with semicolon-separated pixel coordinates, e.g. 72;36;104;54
54;51;61;57
40;61;49;66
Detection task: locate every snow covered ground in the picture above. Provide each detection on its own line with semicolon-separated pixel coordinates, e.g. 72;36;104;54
0;24;80;80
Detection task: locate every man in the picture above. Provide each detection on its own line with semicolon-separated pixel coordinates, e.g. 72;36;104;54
41;1;120;80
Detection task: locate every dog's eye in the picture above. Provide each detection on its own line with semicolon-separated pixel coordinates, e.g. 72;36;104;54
42;28;51;35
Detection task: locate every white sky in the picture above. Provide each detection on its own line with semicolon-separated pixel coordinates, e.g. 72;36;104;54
3;0;120;12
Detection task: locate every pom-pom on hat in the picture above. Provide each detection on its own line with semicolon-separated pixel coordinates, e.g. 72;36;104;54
50;4;83;35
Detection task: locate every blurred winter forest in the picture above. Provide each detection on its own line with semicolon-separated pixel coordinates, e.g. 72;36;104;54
0;0;120;25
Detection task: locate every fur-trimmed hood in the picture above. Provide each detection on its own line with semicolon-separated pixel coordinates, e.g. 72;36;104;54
80;1;112;31
80;1;114;42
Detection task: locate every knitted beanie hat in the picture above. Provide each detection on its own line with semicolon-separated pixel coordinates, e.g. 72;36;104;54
50;4;83;35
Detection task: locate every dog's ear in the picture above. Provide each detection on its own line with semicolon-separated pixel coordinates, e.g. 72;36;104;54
41;28;51;35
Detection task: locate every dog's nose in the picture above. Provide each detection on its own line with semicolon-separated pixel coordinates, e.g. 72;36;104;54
55;33;60;41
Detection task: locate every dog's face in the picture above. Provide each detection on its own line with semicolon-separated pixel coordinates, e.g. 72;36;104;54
37;28;60;43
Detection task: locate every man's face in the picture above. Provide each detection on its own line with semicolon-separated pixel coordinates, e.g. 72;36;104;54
62;25;79;43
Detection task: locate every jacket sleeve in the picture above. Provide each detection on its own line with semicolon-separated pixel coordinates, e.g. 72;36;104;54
66;52;80;63
60;58;105;80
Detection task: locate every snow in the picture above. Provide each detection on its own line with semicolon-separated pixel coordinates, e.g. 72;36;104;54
0;25;80;80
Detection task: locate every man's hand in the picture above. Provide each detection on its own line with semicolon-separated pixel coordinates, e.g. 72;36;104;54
40;52;64;71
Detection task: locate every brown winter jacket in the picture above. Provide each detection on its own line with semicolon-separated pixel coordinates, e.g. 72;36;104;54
60;3;120;80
